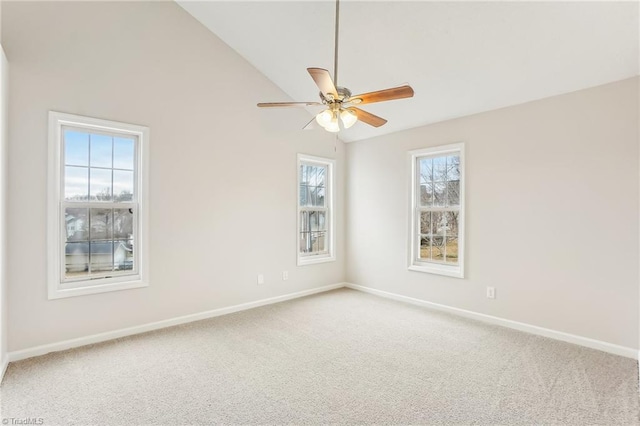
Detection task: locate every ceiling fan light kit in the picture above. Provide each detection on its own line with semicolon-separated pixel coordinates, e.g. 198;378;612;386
315;104;357;132
257;0;414;133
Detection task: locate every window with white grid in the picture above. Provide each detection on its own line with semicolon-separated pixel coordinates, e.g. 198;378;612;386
48;112;149;299
297;154;335;265
409;143;465;278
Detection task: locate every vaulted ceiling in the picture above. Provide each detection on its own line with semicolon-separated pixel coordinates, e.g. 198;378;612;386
178;1;639;142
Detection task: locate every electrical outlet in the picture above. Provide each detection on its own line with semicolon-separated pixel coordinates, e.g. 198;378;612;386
486;286;496;299
257;274;264;285
282;271;289;281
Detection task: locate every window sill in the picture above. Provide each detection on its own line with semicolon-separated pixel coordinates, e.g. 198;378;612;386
297;255;336;267
408;263;464;279
48;277;148;300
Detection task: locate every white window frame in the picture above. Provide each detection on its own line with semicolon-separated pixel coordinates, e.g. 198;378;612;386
47;111;149;299
408;143;465;278
297;154;335;266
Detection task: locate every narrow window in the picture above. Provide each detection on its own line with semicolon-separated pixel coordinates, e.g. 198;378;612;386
409;143;465;278
297;154;335;265
48;112;149;299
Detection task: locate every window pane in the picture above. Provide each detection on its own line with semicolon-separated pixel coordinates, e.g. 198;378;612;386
113;137;135;170
315;186;325;207
419;158;432;184
300;232;311;253
307;165;317;186
90;168;112;201
300;211;309;233
433;157;446;181
447;181;460;206
447;155;460;181
64;130;89;167
114;208;134;239
309;211;319;232
65;242;89;278
317;211;326;231
65;166;89;201
299;185;308;206
445;211;459;236
432;211;457;262
433;182;446;206
309;186;317;207
90;208;113;240
445;235;459;264
90;241;114;273
432;212;446;236
420;211;431;235
419;236;432;260
425;211;445;260
421;211;459;263
420;183;433;207
90;134;112;168
113;170;134;202
431;235;445;261
115;239;134;271
313;232;326;252
65;208;88;242
316;167;326;188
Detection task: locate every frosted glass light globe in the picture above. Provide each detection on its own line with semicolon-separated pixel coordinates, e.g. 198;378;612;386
325;117;340;133
315;110;333;127
340;108;358;128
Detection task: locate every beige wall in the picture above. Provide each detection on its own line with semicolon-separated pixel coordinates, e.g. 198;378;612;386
1;45;7;366
2;1;638;355
346;77;639;349
0;0;5;371
2;1;345;351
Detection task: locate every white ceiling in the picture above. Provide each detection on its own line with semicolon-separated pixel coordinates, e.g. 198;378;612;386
177;1;639;142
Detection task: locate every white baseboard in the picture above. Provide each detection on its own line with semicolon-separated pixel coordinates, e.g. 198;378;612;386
345;283;638;360
7;281;636;364
0;356;7;383
7;282;347;363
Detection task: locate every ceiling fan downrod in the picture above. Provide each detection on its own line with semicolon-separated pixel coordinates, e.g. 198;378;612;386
333;0;340;87
256;0;414;131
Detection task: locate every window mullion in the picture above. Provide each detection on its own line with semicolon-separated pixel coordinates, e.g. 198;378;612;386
300;207;328;212
62;201;136;209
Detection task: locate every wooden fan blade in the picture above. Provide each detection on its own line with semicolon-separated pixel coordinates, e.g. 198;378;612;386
351;107;387;128
307;68;338;99
257;102;322;107
349;85;414;105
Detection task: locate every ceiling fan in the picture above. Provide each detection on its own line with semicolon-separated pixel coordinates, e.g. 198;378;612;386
257;0;414;133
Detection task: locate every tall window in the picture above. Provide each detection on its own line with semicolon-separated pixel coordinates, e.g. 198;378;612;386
409;143;465;278
48;112;149;299
297;154;335;265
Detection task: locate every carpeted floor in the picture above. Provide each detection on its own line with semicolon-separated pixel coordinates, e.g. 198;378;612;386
1;288;638;425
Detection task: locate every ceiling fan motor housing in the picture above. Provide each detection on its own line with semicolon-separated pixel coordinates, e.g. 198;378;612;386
321;86;352;104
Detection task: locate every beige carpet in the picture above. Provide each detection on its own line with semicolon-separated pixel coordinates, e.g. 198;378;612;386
1;288;638;425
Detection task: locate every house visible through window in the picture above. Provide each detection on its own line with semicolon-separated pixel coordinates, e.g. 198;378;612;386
409;143;465;278
48;112;149;299
297;154;335;265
